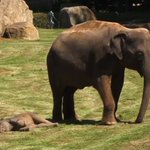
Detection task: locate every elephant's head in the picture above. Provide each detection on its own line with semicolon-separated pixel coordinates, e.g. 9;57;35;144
111;28;150;123
0;120;12;132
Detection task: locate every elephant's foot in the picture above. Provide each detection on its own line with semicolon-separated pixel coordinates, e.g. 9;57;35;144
101;119;117;125
64;114;80;123
135;118;143;123
52;116;63;123
101;115;117;125
102;109;117;125
64;118;80;124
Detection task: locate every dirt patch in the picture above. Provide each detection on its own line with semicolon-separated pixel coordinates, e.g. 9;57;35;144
122;139;150;150
0;68;15;76
0;68;12;75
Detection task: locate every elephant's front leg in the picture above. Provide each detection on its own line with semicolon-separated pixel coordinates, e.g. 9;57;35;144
94;75;116;125
111;67;125;121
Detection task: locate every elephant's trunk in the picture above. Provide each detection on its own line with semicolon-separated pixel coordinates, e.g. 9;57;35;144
135;76;150;123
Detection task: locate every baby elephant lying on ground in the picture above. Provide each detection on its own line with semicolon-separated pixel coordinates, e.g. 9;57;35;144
0;112;58;132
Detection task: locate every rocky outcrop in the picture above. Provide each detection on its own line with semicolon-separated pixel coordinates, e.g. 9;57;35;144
59;6;96;28
0;0;39;40
3;22;39;40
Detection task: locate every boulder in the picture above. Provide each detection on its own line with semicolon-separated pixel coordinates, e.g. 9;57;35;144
59;6;96;28
3;22;39;40
0;0;39;40
0;7;5;37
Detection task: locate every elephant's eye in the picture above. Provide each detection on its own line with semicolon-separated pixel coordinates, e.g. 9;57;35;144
126;38;134;45
135;51;144;61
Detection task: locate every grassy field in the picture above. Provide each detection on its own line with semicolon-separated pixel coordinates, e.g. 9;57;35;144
0;29;149;150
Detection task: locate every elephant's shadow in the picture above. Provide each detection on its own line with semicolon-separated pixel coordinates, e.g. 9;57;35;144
64;119;102;125
47;119;135;125
47;118;100;125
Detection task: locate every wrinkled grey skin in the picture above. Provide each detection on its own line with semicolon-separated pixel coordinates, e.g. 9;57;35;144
47;20;150;125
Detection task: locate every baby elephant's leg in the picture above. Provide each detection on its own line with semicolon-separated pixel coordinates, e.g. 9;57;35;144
19;124;36;131
31;113;58;126
36;122;58;128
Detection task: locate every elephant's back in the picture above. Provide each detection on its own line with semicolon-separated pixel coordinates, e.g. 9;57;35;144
63;20;126;34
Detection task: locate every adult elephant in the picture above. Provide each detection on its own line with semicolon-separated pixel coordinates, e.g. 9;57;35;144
47;20;150;125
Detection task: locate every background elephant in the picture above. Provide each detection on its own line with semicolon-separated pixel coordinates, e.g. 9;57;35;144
59;6;96;28
47;20;150;125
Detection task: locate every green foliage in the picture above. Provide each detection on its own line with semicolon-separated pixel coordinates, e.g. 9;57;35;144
0;29;149;150
33;13;49;28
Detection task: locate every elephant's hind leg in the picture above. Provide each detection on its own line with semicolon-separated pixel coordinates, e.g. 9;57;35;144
63;87;78;122
51;84;64;122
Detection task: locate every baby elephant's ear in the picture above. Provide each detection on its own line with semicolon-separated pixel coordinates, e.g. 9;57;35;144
110;32;128;60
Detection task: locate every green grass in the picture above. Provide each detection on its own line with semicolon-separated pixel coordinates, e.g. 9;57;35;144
0;29;150;150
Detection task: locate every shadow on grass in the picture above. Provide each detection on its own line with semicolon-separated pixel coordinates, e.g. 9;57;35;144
47;118;101;125
64;119;102;125
47;118;135;125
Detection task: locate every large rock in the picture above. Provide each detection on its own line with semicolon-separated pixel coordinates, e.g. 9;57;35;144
59;6;96;28
3;22;39;40
0;0;39;40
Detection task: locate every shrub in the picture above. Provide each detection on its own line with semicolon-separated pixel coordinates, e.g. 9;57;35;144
33;13;49;28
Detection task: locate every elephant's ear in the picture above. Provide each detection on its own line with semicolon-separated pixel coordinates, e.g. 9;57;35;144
110;32;127;60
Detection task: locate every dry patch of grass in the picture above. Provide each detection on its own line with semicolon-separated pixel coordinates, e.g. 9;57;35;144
122;139;150;150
